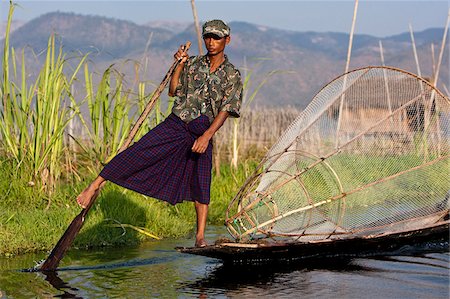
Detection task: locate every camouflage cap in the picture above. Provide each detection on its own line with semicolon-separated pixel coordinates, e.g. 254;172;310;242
202;19;230;38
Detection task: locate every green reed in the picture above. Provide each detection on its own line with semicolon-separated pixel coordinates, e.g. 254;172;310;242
1;3;87;192
71;64;134;165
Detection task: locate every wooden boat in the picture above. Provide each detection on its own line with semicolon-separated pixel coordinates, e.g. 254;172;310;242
177;218;449;265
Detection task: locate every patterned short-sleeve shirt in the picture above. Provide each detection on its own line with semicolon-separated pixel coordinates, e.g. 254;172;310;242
172;54;243;123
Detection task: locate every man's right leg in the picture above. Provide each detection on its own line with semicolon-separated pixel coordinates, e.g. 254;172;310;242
76;175;106;208
194;201;209;247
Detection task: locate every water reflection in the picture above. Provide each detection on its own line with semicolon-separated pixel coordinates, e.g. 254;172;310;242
4;256;450;298
179;257;361;297
180;253;449;298
43;271;82;299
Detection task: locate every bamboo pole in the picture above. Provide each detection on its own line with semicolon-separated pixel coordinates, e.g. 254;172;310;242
409;23;422;78
378;40;393;116
431;9;450;158
378;40;394;155
409;23;427;110
335;0;359;148
120;43;190;153
190;0;204;55
431;43;436;77
408;23;426;147
231;118;239;169
432;9;449;87
231;56;248;169
344;0;358;75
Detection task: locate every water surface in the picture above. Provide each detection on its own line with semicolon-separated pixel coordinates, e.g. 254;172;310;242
0;226;448;298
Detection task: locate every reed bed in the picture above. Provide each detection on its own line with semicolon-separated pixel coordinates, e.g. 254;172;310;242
1;3;88;196
214;107;302;162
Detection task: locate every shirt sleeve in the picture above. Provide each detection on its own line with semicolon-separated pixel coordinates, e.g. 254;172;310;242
220;70;243;118
174;59;189;98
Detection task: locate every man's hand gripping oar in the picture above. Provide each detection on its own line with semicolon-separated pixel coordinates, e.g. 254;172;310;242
38;42;191;272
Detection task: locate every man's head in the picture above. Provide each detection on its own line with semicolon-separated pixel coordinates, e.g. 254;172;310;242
202;19;230;38
202;19;231;56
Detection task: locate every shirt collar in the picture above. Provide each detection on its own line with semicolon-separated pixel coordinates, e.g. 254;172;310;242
204;54;228;70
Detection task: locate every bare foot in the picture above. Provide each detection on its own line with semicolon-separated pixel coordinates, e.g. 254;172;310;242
76;184;99;209
195;238;208;248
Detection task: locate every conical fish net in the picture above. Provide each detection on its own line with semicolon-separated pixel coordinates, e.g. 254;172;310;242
226;66;450;242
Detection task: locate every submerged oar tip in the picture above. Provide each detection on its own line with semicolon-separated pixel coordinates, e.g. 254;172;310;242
20;259;49;272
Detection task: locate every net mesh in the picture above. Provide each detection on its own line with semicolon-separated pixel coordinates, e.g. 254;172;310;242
225;66;450;242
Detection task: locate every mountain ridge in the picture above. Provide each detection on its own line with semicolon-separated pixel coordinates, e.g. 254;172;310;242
2;12;448;108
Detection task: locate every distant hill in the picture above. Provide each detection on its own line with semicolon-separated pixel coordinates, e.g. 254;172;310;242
7;12;173;59
144;20;190;33
2;12;448;108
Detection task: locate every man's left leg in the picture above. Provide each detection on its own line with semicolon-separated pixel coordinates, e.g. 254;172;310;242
194;201;208;247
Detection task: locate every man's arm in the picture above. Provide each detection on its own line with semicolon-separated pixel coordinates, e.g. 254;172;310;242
192;111;229;154
168;46;189;97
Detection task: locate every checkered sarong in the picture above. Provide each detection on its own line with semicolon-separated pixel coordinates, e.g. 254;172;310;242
100;113;212;205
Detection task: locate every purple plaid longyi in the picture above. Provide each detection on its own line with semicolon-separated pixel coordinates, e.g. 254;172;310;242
100;113;213;205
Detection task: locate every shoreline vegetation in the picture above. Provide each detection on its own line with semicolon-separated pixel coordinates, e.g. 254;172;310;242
0;3;295;256
0;158;259;256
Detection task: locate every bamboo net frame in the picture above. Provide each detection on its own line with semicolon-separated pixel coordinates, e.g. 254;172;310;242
225;66;450;242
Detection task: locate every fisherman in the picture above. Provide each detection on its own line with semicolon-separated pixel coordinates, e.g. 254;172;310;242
76;19;243;248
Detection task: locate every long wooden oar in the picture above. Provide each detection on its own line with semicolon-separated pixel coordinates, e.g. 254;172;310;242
39;42;191;271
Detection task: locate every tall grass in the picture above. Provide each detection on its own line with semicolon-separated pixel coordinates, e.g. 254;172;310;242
1;3;87;193
71;65;177;172
72;64;134;165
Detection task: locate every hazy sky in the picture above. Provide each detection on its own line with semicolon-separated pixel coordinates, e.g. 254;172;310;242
1;0;449;37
